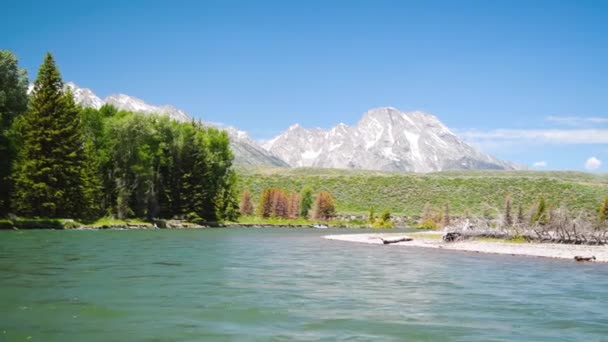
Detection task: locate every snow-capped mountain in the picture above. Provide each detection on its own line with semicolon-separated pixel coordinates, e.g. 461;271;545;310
263;107;516;172
65;82;104;109
38;82;287;167
104;94;191;122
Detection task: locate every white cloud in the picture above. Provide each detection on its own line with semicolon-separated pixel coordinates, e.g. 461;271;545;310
460;129;608;144
546;116;608;127
585;157;602;171
532;161;547;168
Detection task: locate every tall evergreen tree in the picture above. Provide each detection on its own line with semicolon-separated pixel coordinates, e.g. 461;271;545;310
299;187;313;218
516;203;525;225
0;50;28;215
13;53;92;218
239;189;254;216
312;192;336;220
599;196;608;223
531;196;548;225
504;195;513;227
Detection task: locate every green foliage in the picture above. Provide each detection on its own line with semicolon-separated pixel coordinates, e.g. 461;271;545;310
0;50;29;215
237;167;607;216
368;207;375;224
2;52;237;222
299;187;313;218
416;219;439;230
12;53;96;219
62;220;82;229
504;196;513;226
599;196;608;223
516;203;525;225
372;209;394;228
532;196;548;225
0;219;14;229
12;218;64;230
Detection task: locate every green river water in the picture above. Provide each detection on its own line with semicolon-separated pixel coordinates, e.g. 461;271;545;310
1;228;607;341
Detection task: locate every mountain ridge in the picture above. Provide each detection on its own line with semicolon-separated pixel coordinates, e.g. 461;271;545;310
27;82;288;167
264;107;517;172
29;82;516;172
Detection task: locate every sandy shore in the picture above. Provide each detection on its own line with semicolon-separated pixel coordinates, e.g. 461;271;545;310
324;232;608;262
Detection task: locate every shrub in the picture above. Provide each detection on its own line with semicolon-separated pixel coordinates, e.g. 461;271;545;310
62;220;82;229
417;219;439;230
0;219;14;230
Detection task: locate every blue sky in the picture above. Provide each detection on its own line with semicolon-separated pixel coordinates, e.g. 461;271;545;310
2;0;607;171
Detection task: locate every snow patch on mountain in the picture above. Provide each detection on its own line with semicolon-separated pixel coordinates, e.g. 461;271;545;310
263;107;517;172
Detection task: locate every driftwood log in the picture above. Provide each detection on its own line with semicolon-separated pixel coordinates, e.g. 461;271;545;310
443;232;463;242
574;256;596;262
380;237;412;244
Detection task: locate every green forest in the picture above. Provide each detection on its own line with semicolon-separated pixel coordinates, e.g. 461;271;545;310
0;51;238;224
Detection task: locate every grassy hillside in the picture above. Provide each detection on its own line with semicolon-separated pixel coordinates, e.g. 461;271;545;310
236;166;608;216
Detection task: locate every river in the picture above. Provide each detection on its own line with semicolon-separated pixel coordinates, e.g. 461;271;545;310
1;228;607;341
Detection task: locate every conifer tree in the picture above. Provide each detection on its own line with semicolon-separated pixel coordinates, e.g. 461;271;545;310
13;53;92;218
532;196;548;225
368;207;375;224
599;196;608;223
517;203;525;225
287;193;300;219
0;50;28;215
312;191;336;220
239;189;254;216
299;187;313;218
504;196;513;227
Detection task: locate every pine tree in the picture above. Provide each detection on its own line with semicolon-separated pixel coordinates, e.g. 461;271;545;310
312;192;336;220
504;196;513;227
0;50;28;215
599;196;608;223
258;188;273;218
532;196;548;225
299;187;313;218
13;53;92;218
517;203;525;225
368;207;375;224
239;189;254;216
287;193;300;219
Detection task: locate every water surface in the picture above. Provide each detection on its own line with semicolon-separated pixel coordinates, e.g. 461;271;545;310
1;228;607;341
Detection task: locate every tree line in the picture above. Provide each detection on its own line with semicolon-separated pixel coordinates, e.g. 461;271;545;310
239;187;336;220
0;51;238;222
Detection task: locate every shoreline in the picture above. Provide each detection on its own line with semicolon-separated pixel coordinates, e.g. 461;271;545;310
324;233;608;263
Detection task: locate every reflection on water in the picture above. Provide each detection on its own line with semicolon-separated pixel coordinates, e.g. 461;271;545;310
1;228;607;341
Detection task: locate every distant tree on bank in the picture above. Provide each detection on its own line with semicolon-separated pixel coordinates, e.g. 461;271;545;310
517;203;525;225
532;196;548;225
0;50;28;215
240;189;254;216
368;207;375;224
299;187;313;218
504;196;513;227
257;187;297;219
13;53;97;218
372;209;394;228
312;191;336;220
599;196;608;223
442;203;450;227
288;193;300;219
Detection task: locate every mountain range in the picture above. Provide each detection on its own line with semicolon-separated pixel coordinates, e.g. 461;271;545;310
39;82;516;172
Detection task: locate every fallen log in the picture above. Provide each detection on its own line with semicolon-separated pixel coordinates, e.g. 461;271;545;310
574;256;596;262
380;237;412;244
